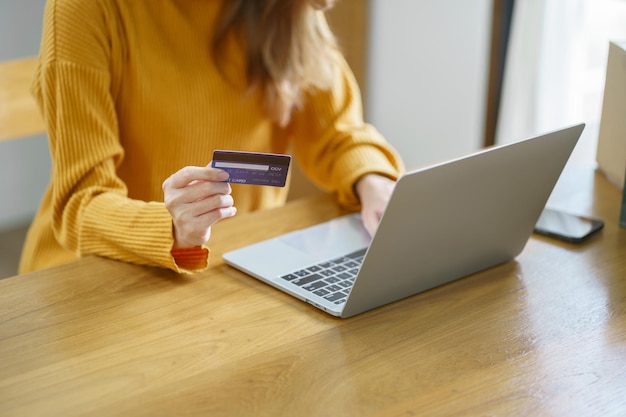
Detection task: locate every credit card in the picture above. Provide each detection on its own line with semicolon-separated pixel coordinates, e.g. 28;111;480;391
211;150;291;187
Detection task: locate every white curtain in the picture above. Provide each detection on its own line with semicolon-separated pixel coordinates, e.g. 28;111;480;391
496;0;626;163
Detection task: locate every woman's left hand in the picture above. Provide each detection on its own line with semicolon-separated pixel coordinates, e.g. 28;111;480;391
355;174;396;236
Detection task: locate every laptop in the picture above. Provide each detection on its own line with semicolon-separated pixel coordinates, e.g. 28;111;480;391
223;123;585;318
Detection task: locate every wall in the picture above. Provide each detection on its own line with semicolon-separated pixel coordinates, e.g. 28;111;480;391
366;0;492;170
0;0;50;231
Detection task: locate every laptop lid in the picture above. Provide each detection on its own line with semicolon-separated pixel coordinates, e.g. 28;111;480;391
223;123;585;318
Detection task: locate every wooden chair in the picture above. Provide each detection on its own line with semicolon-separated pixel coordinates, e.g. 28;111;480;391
0;57;44;142
0;57;44;278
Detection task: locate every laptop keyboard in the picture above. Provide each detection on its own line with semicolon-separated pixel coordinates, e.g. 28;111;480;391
279;248;367;306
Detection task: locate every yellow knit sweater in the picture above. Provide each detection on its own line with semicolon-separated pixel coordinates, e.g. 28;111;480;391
19;0;403;274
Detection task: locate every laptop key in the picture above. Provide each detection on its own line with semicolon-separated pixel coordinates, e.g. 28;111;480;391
292;273;324;286
325;292;347;302
327;284;343;292
280;248;365;299
281;273;299;281
303;280;328;291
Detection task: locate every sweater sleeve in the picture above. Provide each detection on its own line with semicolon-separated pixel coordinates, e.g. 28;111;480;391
32;0;208;273
288;56;405;211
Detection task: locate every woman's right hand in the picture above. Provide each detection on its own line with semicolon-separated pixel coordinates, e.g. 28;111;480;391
162;165;237;249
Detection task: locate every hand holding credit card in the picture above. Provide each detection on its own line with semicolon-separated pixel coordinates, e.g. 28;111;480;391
211;150;291;187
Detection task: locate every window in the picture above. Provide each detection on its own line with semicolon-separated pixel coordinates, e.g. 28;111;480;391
496;0;626;165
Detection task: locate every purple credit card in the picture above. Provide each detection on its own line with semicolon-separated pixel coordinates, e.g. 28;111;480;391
211;150;291;187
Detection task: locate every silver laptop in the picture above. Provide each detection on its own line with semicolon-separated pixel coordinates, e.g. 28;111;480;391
223;123;585;318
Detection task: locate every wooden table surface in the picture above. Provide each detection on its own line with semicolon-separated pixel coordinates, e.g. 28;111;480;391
1;165;625;417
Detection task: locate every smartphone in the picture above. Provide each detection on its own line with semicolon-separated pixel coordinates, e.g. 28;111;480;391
533;207;604;243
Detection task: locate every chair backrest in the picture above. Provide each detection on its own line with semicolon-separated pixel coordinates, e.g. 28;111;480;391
0;57;45;142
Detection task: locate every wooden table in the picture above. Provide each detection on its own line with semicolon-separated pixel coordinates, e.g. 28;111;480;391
1;165;625;417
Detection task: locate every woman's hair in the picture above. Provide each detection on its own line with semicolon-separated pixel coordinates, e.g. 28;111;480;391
212;0;340;126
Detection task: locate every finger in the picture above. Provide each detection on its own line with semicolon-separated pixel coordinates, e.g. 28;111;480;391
176;180;232;205
174;206;237;247
169;193;234;224
199;205;238;224
164;166;229;190
361;211;379;237
189;194;235;218
164;183;231;215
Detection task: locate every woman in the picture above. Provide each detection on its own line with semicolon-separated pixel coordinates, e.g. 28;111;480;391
20;0;404;274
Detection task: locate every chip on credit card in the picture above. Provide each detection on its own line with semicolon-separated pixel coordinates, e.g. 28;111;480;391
211;150;291;187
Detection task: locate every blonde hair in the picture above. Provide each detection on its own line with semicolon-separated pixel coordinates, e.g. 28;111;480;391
212;0;340;126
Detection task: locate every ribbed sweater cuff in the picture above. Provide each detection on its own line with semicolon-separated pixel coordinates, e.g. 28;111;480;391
171;246;210;272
